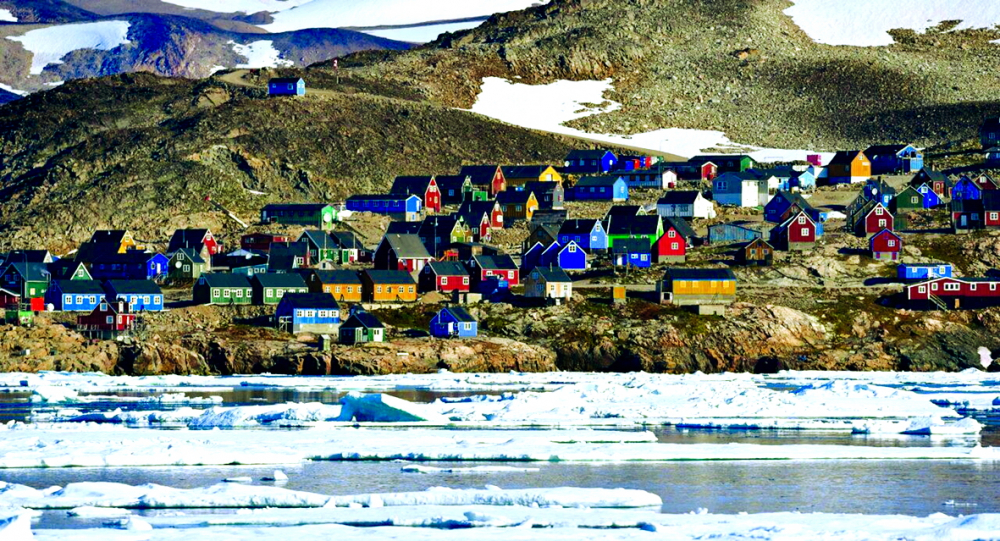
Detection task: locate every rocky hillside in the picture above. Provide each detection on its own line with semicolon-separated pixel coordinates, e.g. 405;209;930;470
341;0;1000;150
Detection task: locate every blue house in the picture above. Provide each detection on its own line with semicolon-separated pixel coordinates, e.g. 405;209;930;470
862;178;897;208
45;280;105;312
865;144;923;175
429;306;478;338
103;280;164;312
275;293;341;334
556;241;587;271
558;219;607;251
521;242;545;272
268;78;306;96
916;183;942;209
611;238;652;268
569;176;628;201
764;191;823;225
563;150;617;174
952;177;983;201
87;251;169;281
898;263;953;281
345;194;422;220
789;170;816;192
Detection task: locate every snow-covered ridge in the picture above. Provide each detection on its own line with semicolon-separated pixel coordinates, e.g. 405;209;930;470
784;0;1000;47
230;40;293;69
6;21;131;76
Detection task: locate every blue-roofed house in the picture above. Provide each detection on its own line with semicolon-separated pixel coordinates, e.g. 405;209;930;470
429;306;478;338
898;263;953;281
563;150;618;174
274;293;341;334
569;176;628;201
865;144;923;175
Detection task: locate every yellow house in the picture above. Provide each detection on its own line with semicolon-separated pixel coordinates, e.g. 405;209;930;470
501;165;562;186
658;268;736;315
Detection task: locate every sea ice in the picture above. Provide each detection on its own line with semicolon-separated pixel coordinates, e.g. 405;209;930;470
337;392;448;423
7;21;131;75
66;506;131;518
0;512;32;541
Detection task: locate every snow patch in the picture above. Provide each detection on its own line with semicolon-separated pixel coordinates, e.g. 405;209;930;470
784;0;1000;47
338;392;447;423
0;83;27;96
0;512;32;541
0;9;16;23
230;40;293;69
360;21;484;43
7;21;131;76
66;506;132;518
189;403;341;429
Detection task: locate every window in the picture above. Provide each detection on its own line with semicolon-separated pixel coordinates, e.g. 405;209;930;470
717;181;728;191
347;286;353;293
408;286;415;293
376;286;382;293
887;240;896;247
931;283;938;291
569;245;577;253
296;309;305;317
944;283;960;292
65;295;72;304
89;296;97;304
797;216;806;224
442;276;449;285
267;289;274;298
235;289;243;298
668;230;676;238
918;286;926;294
305;310;316;317
508;271;514;279
143;296;150;304
671;242;679;250
878;220;887;228
213;290;220;297
386;286;393;294
912;197;919;204
992;284;998;291
276;289;284;298
640;254;648;262
875;207;883;215
971;284;978;292
462;277;469;285
992;213;999;221
106;316;113;324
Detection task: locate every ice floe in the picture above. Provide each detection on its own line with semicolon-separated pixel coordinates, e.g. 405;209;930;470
6;21;131;75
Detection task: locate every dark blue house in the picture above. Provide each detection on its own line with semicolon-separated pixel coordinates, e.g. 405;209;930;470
916;183;942;209
569;176;628;201
611;238;651;268
86;251;169;281
429;306;478;338
275;293;341;334
898;263;953;281
45;280;105;312
952;177;983;201
862;178;898;208
865;144;923;175
764;191;823;224
346;194;422;220
558;219;607;251
563;150;618;174
103;280;164;312
521;242;545;273
539;241;587;271
268;78;306;96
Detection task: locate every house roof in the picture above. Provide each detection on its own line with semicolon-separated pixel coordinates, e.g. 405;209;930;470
559;219;600;236
662;217;696;239
864;144;913;157
605;205;644;219
363;269;416;285
330;231;363;250
574;176;622;188
47;259;88;280
167;229;209;253
174;247;206;264
523;181;560;195
606;214;660;236
390;176;434;196
200;273;252;289
343;311;384;330
270;77;303;84
299;230;334;248
657;191;701;205
458;165;501;185
262;203;330;212
90;230;130;244
428;261;469;276
346;194;416;203
458;201;499;221
52;280;104;295
4;261;50;281
382;234;432;259
473;254;517;270
611;238;651;254
386;222;423;235
566;149;613;161
913;167;949;185
530;223;560;241
253;273;307;288
871;228;901;241
771;190;817;213
828;150;866;166
531;266;572;283
442;306;476;323
279;292;341;310
496;190;535;205
435;174;471;191
501;165;552;178
312;269;362;284
3;250;51;264
106;280;163;294
663;268;736;281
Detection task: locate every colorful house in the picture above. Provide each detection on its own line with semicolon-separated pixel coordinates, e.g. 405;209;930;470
250;273;308;305
501;165;562;185
891;186;925;214
661;161;717;181
240;233;291;253
419;261;470;293
374;234;434;273
916;183;942;209
862;178;897;208
496;190;539;223
864;144;923;175
103;280;164;312
563;150;618;174
48;259;92;281
85;251;169;281
764;191;823;225
339;309;385;344
268;77;305;96
951;177;982;201
521;242;545;273
297;230;338;263
468;254;519;287
898;263;953;281
569;176;628;201
89;230;138;253
656;191;717;220
524;267;573;301
361;270;418;303
429;306;478;338
346;194;422;221
331;232;364;264
436;175;476;205
523;181;565;210
616;166;678;190
713;172;767;207
0;262;50;300
304;269;363;302
708;222;763;245
390;176;442;213
827;151;871;184
167;248;206;282
906;276;1000;310
606;214;663;249
45;280;105;312
738;238;774;266
654;218;694;263
910;168;951;198
868;229;902;261
856;203;894;236
267;242;311;273
193;273;252;305
611;238;652;268
973;174;999;192
788;170;817;192
167;229;221;261
558;219;608;251
657;268;737;315
274;293;341;335
76;300;136;340
459;165;507;195
689;155;756;174
769;210;817;251
951;199;984;232
548;241;588;271
457;201;504;240
261;203;338;229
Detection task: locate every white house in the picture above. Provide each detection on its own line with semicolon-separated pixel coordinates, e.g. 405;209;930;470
524;267;573;302
713;172;768;207
656;190;717;220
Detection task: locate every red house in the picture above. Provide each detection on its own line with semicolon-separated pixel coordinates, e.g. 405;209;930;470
974;174;999;191
770;210;816;251
862;203;893;235
0;287;19;308
700;161;718;181
76;300;137;340
374;234;434;274
419;261;470;293
459;165;507;196
240;233;291;253
458;201;504;241
167;229;222;258
870;229;902;261
654;220;691;263
469;254;519;287
907;277;1000;309
390;176;442;213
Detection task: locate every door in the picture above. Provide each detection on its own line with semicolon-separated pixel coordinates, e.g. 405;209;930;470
961;215;968;227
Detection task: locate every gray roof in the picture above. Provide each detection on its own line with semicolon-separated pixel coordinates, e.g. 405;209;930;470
299;230;335;249
363;269;416;285
443;306;476;323
658;191;702;205
4;261;50;282
343;311;384;330
531;267;572;283
253;273;307;288
611;238;650;254
390;176;434;196
382;234;432;259
559;219;600;236
473;254;517;270
52;280;104;295
662;217;696;239
311;270;362;284
199;273;252;289
574;176;622;188
428;261;469;276
279;292;341;310
106;280;163;295
174;248;206;264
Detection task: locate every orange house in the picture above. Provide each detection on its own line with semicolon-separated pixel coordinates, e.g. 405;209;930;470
305;269;363;303
827;151;871;184
361;269;418;303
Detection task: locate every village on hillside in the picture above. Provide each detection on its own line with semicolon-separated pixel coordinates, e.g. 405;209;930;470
3;83;1000;350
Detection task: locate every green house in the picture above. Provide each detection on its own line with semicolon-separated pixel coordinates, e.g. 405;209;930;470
4;306;32;326
298;230;339;263
891;186;924;213
0;262;50;299
250;273;309;305
193;273;252;305
690;154;757;174
261;203;339;230
605;215;664;248
339;309;385;344
48;259;92;281
168;248;207;282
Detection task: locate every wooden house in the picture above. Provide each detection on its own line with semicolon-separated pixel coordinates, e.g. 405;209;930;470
542;241;588;271
410;215;471;257
764;191;823;225
90;230;138;253
501;165;561;186
468;254;519;288
524;267;573;301
76;300;136;340
457;201;504;241
361;270;417;303
864;144;923;175
906;276;1000;310
167;248;206;282
617;155;654;170
870;229;902;261
304;269;363;302
661;160;717;181
569;176;628;202
275;293;341;335
855;203;893;236
738;238;774;266
390;176;442;214
297;230;339;263
656;191;717;220
708;222;763;245
459;165;507;195
193;273;252;305
521;242;545;273
267;242;311;273
789;169;817;192
653;218;695;263
3;250;53;265
525;223;560;252
910;168;952;198
951;177;982;201
346;194;422;221
429;306;478;338
563;150;617;174
48;259;92;281
974;174;999;191
523;181;565;210
611;238;652;268
891;186;925;213
690;155;756;174
951;199;984;233
657;268;737;315
85;251;169;281
558;219;608;251
240;233;291;253
898;263;952;281
213;250;268;276
331;231;365;264
827;151;871;184
104;280;164;312
0;262;50;300
861;178;897;208
261;204;338;229
167;229;221;261
0;287;19;309
916;183;942;209
436;175;475;206
251;273;308;305
268;77;305;96
496;190;539;223
45;280;105;312
419;261;470;293
713;172;767;207
339;309;385;344
616;165;678;190
769;210;817;251
374;234;434;273
606;214;663;249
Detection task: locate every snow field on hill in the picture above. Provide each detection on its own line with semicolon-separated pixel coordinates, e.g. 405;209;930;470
230;40;293;68
6;21;131;75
